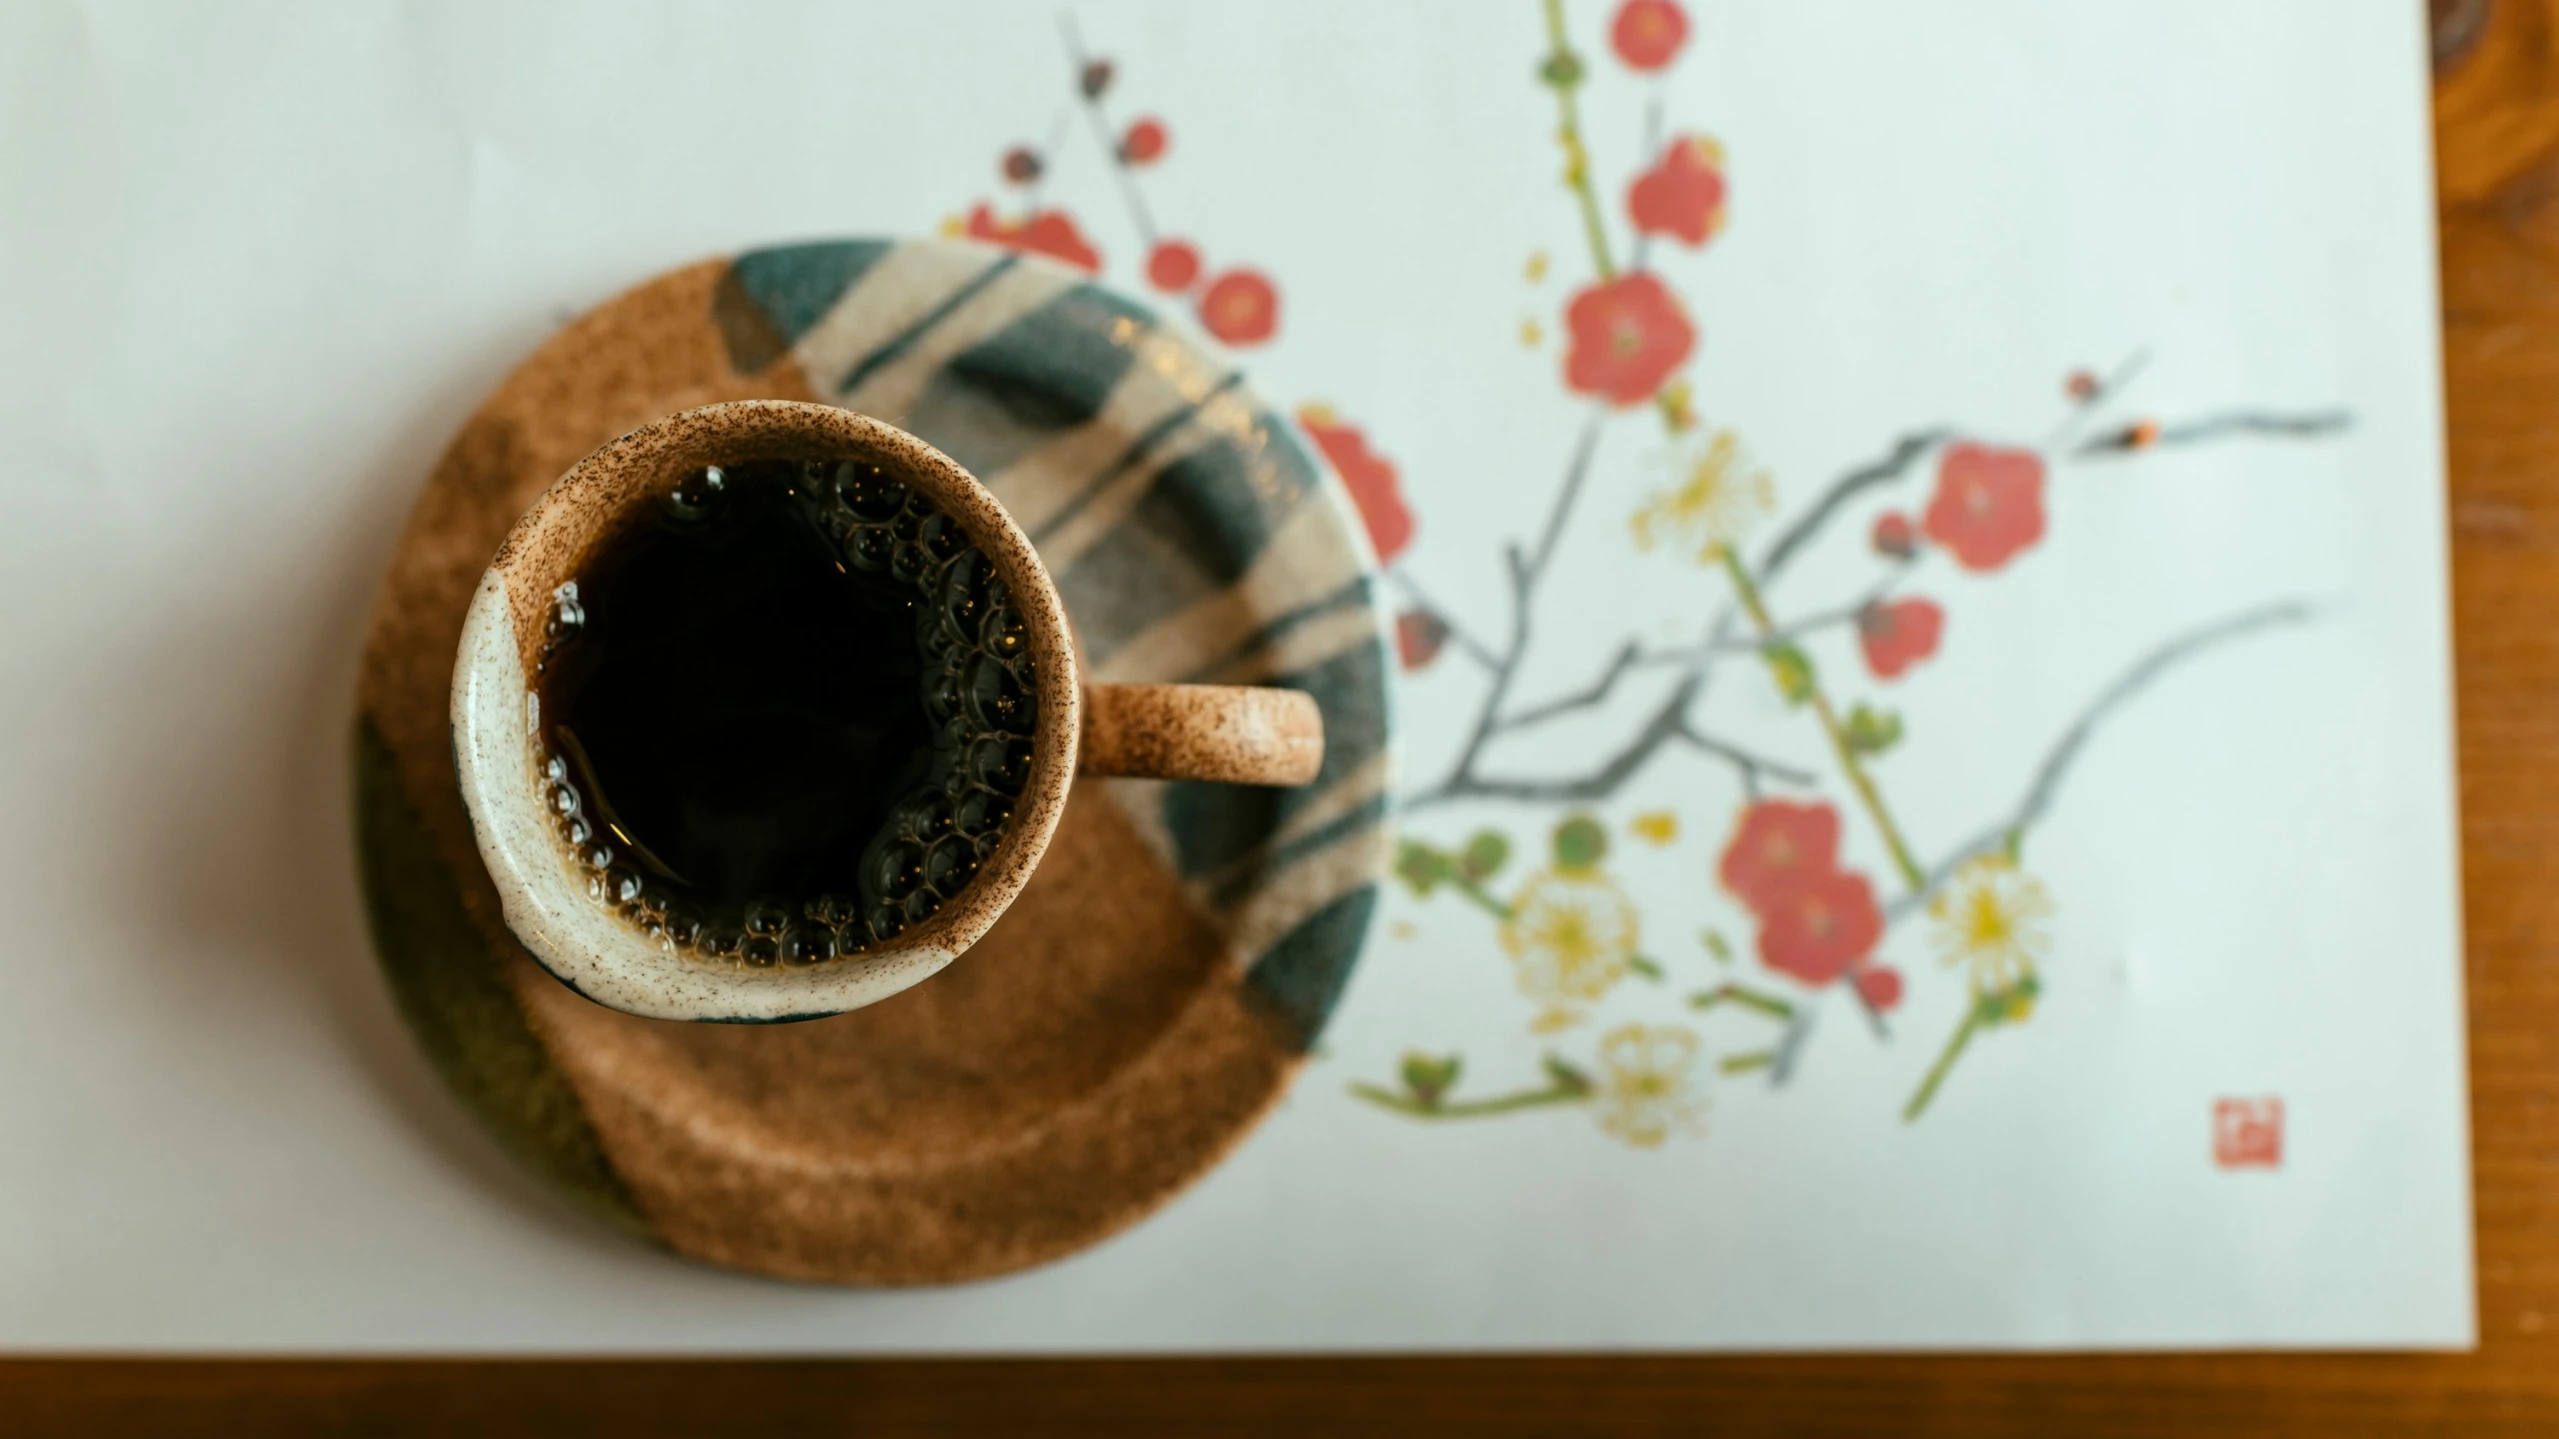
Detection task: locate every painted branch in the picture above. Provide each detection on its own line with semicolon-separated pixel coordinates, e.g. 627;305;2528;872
2073;409;2352;457
1385;566;1501;670
1055;14;1158;247
1498;640;1643;731
1755;428;1952;586
1888;599;2316;919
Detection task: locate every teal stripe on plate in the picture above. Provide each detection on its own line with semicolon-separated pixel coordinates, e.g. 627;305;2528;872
729;240;895;341
1208;792;1391;912
835;251;1022;397
901;284;1157;478
1027;370;1244;546
1179;576;1376;683
1051;408;1320;664
1242;886;1380;1052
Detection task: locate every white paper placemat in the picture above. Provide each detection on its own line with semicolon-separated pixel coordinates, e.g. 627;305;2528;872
0;0;2467;1349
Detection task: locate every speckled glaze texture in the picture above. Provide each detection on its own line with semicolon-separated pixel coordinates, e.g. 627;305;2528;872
356;238;1394;1283
452;402;1090;1023
1081;683;1323;785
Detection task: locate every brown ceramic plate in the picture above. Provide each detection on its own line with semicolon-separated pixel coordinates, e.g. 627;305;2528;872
354;238;1393;1284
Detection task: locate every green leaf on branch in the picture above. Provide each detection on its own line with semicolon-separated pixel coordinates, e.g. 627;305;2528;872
1399;1051;1462;1107
1843;703;1904;757
1537;48;1584;89
1458;830;1513;884
2006;971;2042;1022
1542;1053;1593;1096
1976;971;2043;1027
1691;982;1796;1020
1628;954;1664;981
1700;928;1733;963
1761;641;1816;706
1395;839;1454;896
1551;814;1608;872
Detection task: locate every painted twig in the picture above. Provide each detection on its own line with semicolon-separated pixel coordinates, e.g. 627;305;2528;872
1055;15;1158;248
1718;545;1929;893
1887;600;2318;921
1350;1080;1591;1119
2074;408;2352;457
1352;1053;1594;1120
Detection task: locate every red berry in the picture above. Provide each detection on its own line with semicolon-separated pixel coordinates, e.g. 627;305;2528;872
1871;510;1916;559
1395;610;1448;670
1146;238;1203;292
1001;147;1042;185
1121;116;1169;165
1610;0;1689;71
1853;964;1905;1012
1198;269;1279;346
2065;368;2100;402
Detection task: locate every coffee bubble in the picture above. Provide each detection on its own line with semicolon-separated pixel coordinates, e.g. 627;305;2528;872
533;454;1038;969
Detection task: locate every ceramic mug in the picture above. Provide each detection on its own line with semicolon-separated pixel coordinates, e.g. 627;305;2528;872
450;400;1323;1023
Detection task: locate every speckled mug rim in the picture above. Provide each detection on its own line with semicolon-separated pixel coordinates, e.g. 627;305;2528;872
449;401;1080;1023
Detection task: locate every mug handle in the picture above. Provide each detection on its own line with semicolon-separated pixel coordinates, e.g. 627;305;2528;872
1079;684;1325;786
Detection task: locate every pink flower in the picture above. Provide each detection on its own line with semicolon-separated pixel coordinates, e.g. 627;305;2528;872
1146;238;1202;293
964;204;1101;273
1717;800;1841;913
1871;510;1916;559
1297;406;1413;562
1756;868;1883;986
1562;273;1695;407
1199;269;1279;346
1858;598;1944;681
1395;610;1448;670
1627;136;1727;247
1922;443;2046;572
1610;0;1689;70
1852;963;1905;1012
1121;116;1169;165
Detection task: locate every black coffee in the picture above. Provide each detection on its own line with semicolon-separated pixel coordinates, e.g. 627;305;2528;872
531;455;1037;967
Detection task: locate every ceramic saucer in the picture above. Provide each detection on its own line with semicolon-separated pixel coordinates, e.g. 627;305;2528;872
354;238;1393;1284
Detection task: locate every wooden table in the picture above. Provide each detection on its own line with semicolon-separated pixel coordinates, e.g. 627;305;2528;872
13;4;2559;1433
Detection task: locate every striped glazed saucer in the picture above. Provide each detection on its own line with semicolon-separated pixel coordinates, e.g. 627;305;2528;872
354;238;1393;1285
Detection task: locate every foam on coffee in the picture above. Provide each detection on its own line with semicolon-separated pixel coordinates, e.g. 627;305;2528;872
529;454;1036;967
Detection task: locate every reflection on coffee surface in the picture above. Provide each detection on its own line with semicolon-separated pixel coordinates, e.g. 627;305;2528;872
532;455;1035;966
